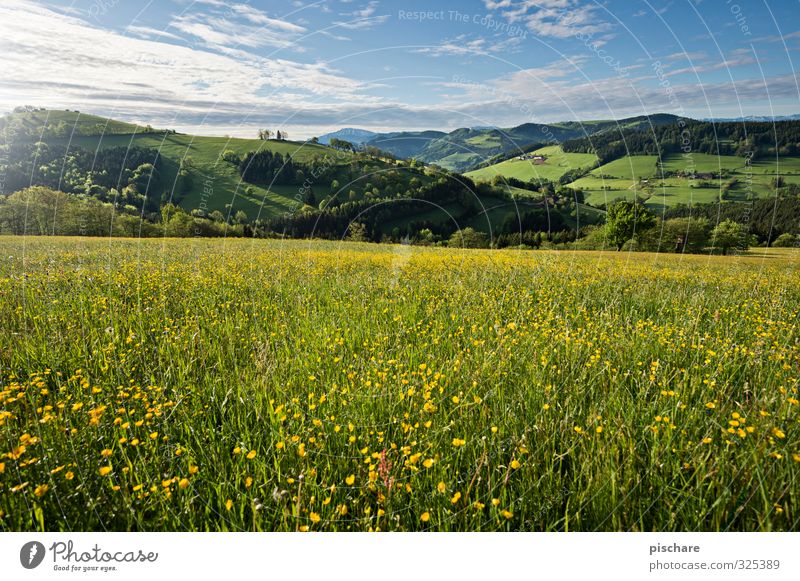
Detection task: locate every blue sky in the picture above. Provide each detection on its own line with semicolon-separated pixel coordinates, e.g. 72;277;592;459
1;0;798;137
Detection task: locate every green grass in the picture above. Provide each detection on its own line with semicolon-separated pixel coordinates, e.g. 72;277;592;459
1;238;799;532
4;109;348;218
465;146;598;183
659;153;747;174
750;156;800;175
589;156;659;180
57;133;335;217
3;109;144;135
571;153;800;208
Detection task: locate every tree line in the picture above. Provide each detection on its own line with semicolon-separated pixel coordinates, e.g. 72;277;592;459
562;119;800;164
0;141;163;212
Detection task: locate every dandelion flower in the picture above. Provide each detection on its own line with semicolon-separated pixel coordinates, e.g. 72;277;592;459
34;484;49;497
420;512;430;522
246;450;257;460
345;474;355;486
437;481;446;493
510;460;521;470
178;478;189;489
99;465;112;476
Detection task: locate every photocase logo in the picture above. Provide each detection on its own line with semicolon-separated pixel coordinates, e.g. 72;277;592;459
20;541;46;569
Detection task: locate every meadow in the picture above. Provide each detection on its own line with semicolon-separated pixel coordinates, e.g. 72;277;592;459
571;153;800;208
465;146;598;183
1;237;798;531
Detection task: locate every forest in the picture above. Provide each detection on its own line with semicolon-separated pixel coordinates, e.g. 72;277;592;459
562;119;800;164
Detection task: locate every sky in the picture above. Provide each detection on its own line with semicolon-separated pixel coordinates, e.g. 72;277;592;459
0;0;799;138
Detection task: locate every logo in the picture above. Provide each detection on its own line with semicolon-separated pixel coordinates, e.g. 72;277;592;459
20;541;46;569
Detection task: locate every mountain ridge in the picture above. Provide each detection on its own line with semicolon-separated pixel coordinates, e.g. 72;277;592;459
317;114;684;172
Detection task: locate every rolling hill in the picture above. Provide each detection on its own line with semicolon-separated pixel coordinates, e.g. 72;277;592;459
5;108;800;239
0;109;599;241
1;109;358;219
339;114;681;172
317;127;377;146
365;130;448;159
465;145;598;184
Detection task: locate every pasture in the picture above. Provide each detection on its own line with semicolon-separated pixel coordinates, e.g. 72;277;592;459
1;238;798;531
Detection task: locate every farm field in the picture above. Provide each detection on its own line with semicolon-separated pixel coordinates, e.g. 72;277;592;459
571;153;800;208
465;146;598;184
1;238;798;532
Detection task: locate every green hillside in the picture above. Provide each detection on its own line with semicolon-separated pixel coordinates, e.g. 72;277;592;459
1;109;353;218
1;108;145;136
569;152;800;208
365;130;447;159
0;109;598;242
379;114;681;172
465;145;598;183
6;109;800;241
64;132;335;218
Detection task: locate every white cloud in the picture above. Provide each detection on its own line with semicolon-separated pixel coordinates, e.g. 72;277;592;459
411;35;522;57
166;1;307;52
660;49;758;78
334;0;389;30
126;25;185;42
483;0;610;39
664;50;709;61
0;0;797;137
0;0;380;132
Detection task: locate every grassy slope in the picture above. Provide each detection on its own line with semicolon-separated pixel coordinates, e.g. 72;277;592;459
9;110;800;223
3;237;798;531
464;145;598;183
4;109;143;135
571;152;800;208
65;132;333;218
473;145;800;209
5;110;346;217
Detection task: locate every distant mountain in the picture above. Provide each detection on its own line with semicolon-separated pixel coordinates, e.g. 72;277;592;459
317;127;377;145
365;130;448;159
703;114;800;122
393;114;683;172
316;115;687;173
